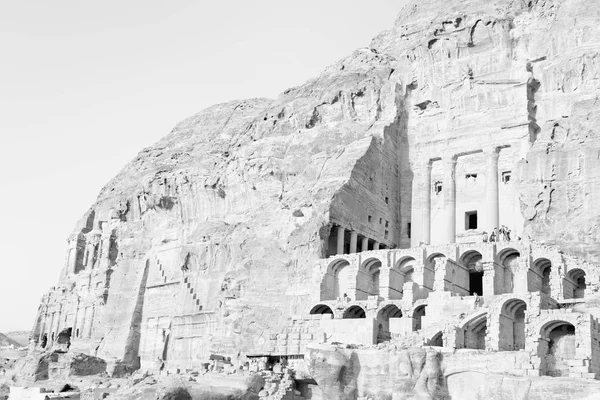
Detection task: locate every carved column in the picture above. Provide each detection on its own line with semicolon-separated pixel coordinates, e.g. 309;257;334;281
513;258;530;294
350;231;358;254
485;147;500;233
66;236;78;274
482;261;503;295
361;237;369;253
442;156;457;243
336;226;345;255
411;160;432;247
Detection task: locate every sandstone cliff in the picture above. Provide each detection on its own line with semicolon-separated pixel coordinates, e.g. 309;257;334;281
32;0;600;376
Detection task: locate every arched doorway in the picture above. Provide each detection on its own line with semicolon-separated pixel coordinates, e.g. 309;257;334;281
357;258;382;300
343;306;366;319
499;299;526;350
463;313;487;349
376;305;402;343
390;257;416;299
461;251;483;296
531;258;552;295
429;332;443;347
310;304;334;316
564;269;586;299
413;305;426;331
321;258;352;301
540;321;576;377
498;249;520;294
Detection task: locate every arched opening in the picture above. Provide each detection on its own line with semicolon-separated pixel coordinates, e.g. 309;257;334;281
498;249;520;294
41;334;48;348
564;269;586;299
499;299;526;351
461;251;483;296
413;305;426;331
321;259;351;301
429;332;443;347
310;304;334;316
357;258;382;300
463;313;487;349
390;257;416;299
530;258;552;295
540;321;576;377
343;305;366;319
376;305;403;343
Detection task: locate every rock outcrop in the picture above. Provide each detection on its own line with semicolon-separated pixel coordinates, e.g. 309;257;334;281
306;345;600;400
29;1;600;396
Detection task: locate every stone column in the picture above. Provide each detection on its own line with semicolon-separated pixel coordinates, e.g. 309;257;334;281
361;237;369;252
442;156;457;243
336;226;345;255
350;231;358;253
66;237;78;274
482;261;503;295
485;147;500;232
373;242;380;251
411;161;432;247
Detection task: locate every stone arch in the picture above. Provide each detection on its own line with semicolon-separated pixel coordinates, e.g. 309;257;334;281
497;248;520;294
376;305;402;343
460;251;483;296
389;256;417;299
413;304;426;331
531;258;552;295
343;305;366;319
461;311;487;349
428;331;443;347
539;321;576;377
321;258;352;301
564;268;586;299
498;298;527;351
310;304;334;316
357;257;382;300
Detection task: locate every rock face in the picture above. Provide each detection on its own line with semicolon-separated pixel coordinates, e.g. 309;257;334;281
306;345;600;400
29;0;600;390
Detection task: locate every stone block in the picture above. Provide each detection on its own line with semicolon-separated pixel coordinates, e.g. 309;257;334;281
582;372;597;379
526;369;541;377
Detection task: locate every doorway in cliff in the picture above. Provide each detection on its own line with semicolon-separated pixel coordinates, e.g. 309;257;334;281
413;305;426;331
463;313;487;350
540;322;576;377
499;299;526;351
376;305;402;343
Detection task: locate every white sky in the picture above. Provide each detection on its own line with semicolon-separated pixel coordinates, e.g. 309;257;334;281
0;0;402;332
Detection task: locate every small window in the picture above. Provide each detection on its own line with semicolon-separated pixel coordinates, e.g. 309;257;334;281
379;218;382;224
384;230;389;239
385;220;389;228
385;197;389;204
502;171;511;184
368;215;372;223
465;211;478;230
434;181;443;194
465;173;477;180
407;223;412;239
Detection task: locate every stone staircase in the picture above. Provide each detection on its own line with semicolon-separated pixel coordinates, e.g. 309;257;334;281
183;275;203;313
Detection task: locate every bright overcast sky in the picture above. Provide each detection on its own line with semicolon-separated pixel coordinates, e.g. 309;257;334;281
0;0;403;332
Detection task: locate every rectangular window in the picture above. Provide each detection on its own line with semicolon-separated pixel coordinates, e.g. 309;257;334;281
384;230;389;239
502;171;511;184
407;223;411;239
465;211;478;230
434;181;442;194
368;215;372;223
385;197;389;204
